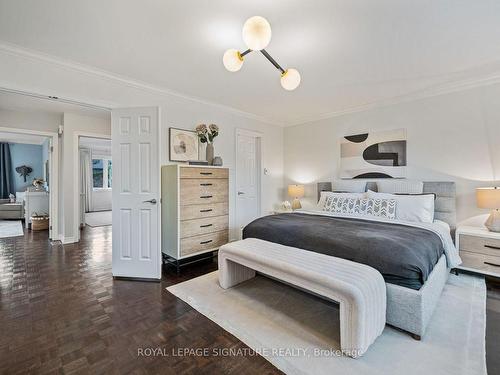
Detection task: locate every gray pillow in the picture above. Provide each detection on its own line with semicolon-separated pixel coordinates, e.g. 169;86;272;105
332;180;367;193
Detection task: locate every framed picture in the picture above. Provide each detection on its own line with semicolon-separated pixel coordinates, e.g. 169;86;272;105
340;129;407;179
169;127;199;162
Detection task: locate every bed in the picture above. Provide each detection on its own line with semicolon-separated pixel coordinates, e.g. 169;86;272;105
242;181;460;339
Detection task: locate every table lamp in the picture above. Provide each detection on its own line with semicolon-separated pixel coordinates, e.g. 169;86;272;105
476;187;500;232
288;184;305;210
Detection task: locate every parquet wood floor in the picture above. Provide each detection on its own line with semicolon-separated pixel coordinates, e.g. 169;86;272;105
0;225;498;374
0;226;281;374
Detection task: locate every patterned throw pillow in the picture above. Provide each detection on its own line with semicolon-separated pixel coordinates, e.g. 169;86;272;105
323;196;396;220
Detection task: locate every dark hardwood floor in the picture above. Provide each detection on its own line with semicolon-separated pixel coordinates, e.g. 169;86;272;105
0;226;280;374
0;225;498;374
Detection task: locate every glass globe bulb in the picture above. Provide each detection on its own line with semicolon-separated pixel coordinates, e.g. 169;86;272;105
280;68;301;91
223;49;244;72
242;16;272;51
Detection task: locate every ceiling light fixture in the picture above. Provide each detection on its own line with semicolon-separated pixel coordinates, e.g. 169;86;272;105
223;16;301;91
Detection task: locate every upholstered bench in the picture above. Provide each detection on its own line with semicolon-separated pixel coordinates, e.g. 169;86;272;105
218;238;386;358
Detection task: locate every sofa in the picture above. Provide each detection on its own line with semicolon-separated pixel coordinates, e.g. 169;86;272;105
0;198;24;220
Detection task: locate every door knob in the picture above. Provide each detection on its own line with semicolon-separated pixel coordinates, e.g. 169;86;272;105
143;199;157;204
237;191;245;195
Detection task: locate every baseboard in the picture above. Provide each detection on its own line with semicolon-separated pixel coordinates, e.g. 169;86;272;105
59;235;77;244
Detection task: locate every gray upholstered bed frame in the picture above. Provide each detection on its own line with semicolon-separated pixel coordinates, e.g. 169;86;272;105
317;181;457;339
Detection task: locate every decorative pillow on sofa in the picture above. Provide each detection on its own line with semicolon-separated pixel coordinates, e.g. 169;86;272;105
323;196;396;220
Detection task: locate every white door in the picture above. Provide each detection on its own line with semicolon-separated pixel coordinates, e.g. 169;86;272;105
111;107;161;280
235;130;261;230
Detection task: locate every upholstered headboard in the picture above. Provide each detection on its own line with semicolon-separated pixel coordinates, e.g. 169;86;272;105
316;181;457;232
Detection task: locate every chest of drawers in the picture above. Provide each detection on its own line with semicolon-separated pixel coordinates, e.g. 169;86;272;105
456;226;500;278
161;165;229;262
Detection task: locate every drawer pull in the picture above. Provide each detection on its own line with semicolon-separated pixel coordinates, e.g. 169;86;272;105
200;172;213;175
484;261;500;267
200;183;213;186
200;209;213;213
200;240;213;245
200;195;213;199
484;244;500;250
200;224;213;228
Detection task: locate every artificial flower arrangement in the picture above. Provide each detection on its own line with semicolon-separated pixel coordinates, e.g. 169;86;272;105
195;123;219;144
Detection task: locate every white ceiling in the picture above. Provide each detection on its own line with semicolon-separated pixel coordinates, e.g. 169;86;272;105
0;131;47;145
1;0;500;124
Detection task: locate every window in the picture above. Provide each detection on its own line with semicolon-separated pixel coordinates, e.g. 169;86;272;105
92;158;112;189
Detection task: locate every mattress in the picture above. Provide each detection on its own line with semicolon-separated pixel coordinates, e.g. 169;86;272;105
243;212;445;290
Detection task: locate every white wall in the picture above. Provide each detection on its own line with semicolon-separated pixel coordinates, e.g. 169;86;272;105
0;49;285;243
284;83;500;222
0;108;61;132
91;189;112;211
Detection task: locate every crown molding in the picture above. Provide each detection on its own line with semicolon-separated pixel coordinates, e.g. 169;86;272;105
0;42;285;127
286;70;500;127
2;41;500;128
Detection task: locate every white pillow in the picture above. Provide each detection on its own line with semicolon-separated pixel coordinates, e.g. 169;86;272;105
377;180;423;194
332;180;367;193
317;191;365;210
323;196;397;220
367;190;434;223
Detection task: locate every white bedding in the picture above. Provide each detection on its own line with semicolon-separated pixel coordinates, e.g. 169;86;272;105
295;209;462;269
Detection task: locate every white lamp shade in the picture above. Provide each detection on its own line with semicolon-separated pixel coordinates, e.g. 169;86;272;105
477;187;500;209
288;184;305;198
223;49;244;72
242;16;272;51
281;68;301;91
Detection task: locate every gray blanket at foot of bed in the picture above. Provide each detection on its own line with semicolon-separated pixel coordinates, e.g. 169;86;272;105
242;213;444;290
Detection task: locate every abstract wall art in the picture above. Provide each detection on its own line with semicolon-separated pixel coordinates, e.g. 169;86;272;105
340;129;407;179
169;128;199;162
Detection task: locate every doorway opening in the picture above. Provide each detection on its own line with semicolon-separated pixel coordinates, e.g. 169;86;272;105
0;127;59;240
78;136;112;231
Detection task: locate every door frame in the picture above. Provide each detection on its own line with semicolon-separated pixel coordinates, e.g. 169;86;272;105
73;131;111;242
234;128;263;234
0;126;59;240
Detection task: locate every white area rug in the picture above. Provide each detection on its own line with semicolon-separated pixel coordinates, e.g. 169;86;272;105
85;211;112;227
0;220;24;238
167;272;486;375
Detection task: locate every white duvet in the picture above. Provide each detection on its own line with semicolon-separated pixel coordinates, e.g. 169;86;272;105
294;209;462;269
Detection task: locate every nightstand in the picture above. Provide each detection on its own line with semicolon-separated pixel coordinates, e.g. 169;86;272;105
456;226;500;278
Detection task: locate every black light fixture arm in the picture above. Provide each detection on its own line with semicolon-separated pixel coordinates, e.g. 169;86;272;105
240;49;252;57
238;48;286;74
260;49;286;74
